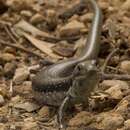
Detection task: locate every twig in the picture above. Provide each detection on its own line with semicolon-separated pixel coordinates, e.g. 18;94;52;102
0;25;43;59
0;39;45;59
4;25;18;43
100;72;130;81
101;48;119;73
0;19;12;26
9;80;13;96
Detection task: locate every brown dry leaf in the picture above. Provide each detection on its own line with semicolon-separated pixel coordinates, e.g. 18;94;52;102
22;32;62;59
14;19;52;37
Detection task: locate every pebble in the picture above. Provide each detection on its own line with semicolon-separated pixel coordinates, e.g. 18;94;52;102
0;123;6;130
101;80;129;90
0;84;8;98
80;13;93;23
52;44;75;57
20;10;33;17
101;80;129;100
98;1;109;10
4;62;16;77
69;111;93;126
105;85;125;100
98;112;124;130
124;119;130;130
46;9;58;30
59;20;85;37
115;95;130;117
30;13;45;24
13;66;30;85
4;47;16;54
11;95;21;104
14;81;32;95
0;95;5;106
120;60;130;74
0;53;16;62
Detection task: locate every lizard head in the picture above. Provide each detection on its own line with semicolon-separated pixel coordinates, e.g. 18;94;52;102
69;60;99;102
73;60;98;77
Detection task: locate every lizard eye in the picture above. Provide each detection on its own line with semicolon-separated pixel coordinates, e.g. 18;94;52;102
73;64;84;76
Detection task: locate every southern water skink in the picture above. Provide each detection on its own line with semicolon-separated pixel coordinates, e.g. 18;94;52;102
32;0;102;128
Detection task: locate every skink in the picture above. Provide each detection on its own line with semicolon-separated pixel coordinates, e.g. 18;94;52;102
32;0;102;128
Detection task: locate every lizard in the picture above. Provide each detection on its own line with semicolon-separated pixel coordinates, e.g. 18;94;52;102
32;0;102;128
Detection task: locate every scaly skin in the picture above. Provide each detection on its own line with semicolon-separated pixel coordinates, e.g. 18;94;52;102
32;0;102;93
32;0;103;128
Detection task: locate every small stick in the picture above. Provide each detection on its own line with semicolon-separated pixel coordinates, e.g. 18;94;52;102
4;25;18;43
9;80;13;96
101;48;119;73
2;24;45;59
100;72;130;81
0;39;45;59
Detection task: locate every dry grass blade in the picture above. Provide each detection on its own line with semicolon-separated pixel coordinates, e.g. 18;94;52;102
22;32;62;59
14;19;51;37
0;39;45;59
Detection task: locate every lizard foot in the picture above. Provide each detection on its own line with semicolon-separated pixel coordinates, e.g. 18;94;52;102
58;96;70;129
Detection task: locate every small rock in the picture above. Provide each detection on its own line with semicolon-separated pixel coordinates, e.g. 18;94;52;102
69;111;93;126
98;1;109;10
46;9;58;30
30;13;45;24
115;95;130;117
59;20;85;37
6;0;34;11
11;95;21;103
105;85;124;100
4;47;16;54
52;43;75;57
13;66;30;85
20;10;33;17
0;123;6;130
0;53;16;62
14;102;39;112
101;80;129;90
38;106;50;118
124;119;130;130
14;81;32;95
4;62;16;77
101;80;129;100
120;60;130;74
80;13;93;23
0;95;5;106
98;112;124;130
0;83;8;96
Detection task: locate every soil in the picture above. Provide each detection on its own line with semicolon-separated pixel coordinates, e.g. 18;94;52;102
1;0;130;130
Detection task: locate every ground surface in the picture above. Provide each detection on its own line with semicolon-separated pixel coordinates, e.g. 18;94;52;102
1;0;130;130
